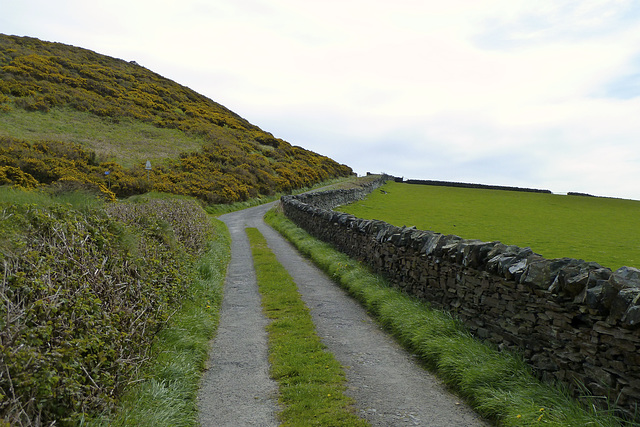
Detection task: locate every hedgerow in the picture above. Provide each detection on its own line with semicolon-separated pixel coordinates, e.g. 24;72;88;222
0;195;212;426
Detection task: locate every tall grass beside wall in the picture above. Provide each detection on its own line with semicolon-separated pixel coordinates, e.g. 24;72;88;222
265;208;632;426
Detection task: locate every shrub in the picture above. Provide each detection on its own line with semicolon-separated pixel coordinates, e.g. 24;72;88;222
0;165;39;188
0;197;212;425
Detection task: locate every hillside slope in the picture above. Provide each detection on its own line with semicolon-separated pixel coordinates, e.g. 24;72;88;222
0;34;352;202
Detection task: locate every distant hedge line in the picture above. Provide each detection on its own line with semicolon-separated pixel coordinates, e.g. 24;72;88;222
403;179;552;194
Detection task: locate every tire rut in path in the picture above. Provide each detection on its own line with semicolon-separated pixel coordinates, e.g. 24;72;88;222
198;203;490;426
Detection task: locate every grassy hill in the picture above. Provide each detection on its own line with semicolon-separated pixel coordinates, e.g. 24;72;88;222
0;34;352;203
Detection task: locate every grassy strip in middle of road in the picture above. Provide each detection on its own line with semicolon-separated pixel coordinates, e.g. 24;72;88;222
246;227;368;427
264;209;627;427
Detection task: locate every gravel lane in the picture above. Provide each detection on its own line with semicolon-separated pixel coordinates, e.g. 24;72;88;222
198;203;280;427
198;202;490;426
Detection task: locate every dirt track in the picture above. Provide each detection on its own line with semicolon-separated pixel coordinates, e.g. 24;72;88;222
198;202;490;426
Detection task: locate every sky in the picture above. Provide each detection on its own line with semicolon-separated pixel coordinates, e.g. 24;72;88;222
2;0;640;200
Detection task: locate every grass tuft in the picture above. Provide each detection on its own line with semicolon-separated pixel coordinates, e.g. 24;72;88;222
0;185;105;210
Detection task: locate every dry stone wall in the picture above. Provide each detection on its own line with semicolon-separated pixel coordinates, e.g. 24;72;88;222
281;178;640;418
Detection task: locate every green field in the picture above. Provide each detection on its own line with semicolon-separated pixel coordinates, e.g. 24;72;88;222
337;181;640;270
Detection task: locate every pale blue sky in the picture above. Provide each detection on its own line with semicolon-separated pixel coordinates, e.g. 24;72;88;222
2;0;640;199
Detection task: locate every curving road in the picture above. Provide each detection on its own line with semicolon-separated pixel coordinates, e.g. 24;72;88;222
198;202;490;426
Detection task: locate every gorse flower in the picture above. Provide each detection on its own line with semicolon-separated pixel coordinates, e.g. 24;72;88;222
537;408;546;422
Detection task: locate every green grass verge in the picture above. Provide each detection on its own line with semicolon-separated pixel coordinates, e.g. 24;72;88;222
265;208;630;426
246;227;369;427
87;217;230;426
337;181;640;270
0;185;106;210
